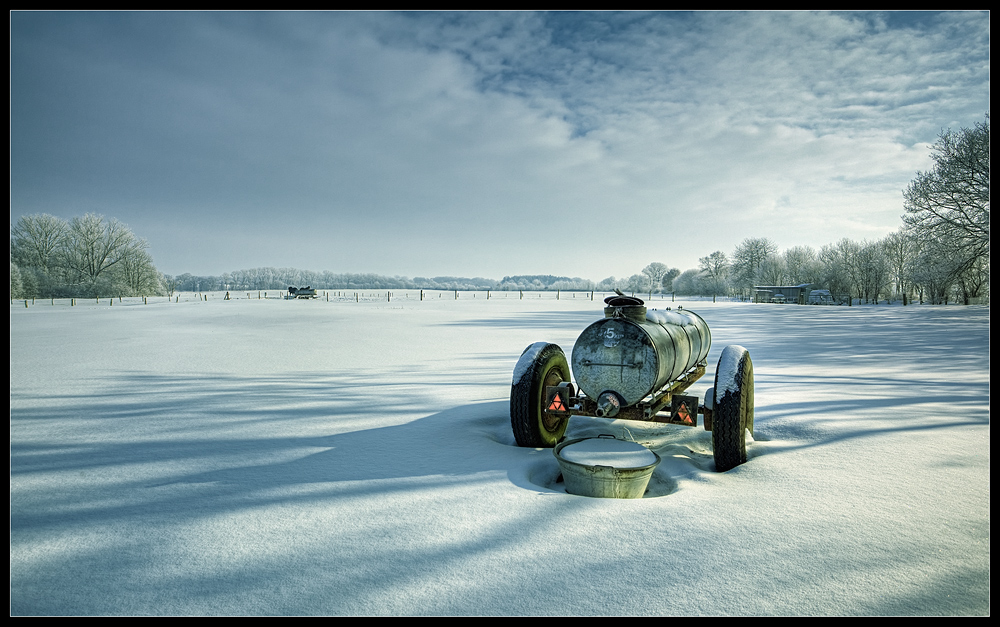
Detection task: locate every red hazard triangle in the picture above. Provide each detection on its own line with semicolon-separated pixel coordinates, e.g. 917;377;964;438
674;401;694;425
548;394;566;412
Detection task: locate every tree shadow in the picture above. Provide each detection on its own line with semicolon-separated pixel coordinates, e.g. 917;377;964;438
11;303;990;615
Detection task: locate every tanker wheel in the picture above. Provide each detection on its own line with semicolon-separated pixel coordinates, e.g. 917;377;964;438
510;343;571;447
712;345;754;472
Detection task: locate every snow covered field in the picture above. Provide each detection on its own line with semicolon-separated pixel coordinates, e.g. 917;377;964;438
10;293;990;615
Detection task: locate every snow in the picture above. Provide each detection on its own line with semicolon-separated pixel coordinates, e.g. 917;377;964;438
558;437;658;468
715;344;748;397
645;308;695;327
10;294;990;615
512;341;550;385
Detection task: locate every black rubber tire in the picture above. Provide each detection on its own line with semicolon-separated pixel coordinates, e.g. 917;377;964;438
511;343;571;447
712;345;754;472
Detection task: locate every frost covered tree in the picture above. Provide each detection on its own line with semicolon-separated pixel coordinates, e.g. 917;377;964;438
953;256;989;305
10;214;68;272
882;230;919;304
902;115;989;288
626;273;650;294
10;262;24;299
730;237;778;297
661;267;680;292
854;240;891;304
698;251;729;294
10;213;69;297
641;262;670;294
756;254;787;286
596;276;619;291
10;212;163;297
817;239;859;305
61;214;137;290
672;269;704;296
115;242;163;296
782;246;823;285
909;239;962;304
161;274;178;297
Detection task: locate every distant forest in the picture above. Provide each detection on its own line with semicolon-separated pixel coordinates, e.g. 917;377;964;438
13;118;989;306
168;271;596;293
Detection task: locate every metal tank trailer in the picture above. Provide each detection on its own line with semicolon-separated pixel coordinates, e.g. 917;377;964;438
510;293;754;472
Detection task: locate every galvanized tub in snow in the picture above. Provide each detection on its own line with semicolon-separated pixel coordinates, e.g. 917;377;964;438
553;435;661;499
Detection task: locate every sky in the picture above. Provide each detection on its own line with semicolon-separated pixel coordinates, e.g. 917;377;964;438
9;11;990;280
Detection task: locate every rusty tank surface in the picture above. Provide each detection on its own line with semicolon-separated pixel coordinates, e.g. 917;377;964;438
572;295;711;409
510;292;754;473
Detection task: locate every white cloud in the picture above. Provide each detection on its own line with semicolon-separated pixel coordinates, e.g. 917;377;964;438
10;11;989;278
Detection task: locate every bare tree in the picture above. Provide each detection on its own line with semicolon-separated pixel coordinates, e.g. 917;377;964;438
661;268;680;292
62;214;140;294
626;273;650;295
820;239;862;305
10;212;164;297
954;256;989;305
854;239;891;304
672;268;705;296
730;237;778;297
161;274;178;297
10;262;25;299
783;246;822;285
10;213;68;272
641;262;669;295
698;250;729;298
597;276;619;291
115;240;162;296
909;239;962;304
882;230;918;304
757;253;787;286
903;115;989;278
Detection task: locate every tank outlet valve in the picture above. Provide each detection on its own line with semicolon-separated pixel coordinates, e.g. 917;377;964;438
595;392;622;418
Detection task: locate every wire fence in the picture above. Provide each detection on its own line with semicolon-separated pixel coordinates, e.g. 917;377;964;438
11;289;731;308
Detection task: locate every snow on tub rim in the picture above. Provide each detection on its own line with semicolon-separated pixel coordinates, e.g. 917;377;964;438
553;435;661;499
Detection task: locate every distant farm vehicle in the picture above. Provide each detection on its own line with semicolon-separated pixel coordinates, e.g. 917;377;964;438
510;292;754;472
287;286;317;299
808;289;836;305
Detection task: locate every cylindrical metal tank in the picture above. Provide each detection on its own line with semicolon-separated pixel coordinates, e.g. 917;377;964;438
571;297;711;406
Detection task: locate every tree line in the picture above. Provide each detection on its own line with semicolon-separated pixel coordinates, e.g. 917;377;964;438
11;213;163;299
166;271;600;293
12;117;987;305
631;115;989;305
167;270;504;293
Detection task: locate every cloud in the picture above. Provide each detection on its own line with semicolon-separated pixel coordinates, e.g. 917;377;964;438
10;11;990;278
